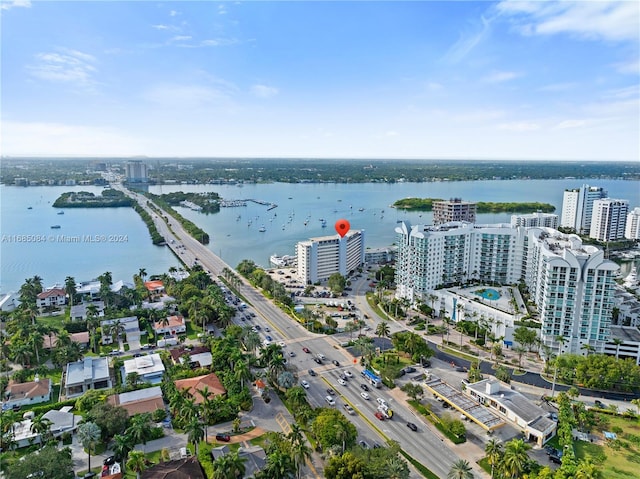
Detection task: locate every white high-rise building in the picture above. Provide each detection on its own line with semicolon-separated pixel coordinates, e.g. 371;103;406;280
526;228;618;356
625;207;640;240
296;230;365;284
125;160;148;183
561;185;607;234
394;222;619;356
511;212;559;228
589;199;629;241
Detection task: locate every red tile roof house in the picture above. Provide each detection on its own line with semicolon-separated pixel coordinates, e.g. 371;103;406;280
174;373;226;404
153;315;186;337
144;280;166;301
42;331;90;350
3;378;52;409
36;287;67;309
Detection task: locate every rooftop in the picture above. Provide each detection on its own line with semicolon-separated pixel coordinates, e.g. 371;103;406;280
66;357;110;385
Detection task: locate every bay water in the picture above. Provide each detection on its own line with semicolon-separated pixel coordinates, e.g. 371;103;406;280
1;179;638;294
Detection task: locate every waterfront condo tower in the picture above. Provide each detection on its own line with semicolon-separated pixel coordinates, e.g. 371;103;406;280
589;198;629;242
625;207;640;240
394;221;619;356
432;198;477;225
560;184;608;234
296;230;365;284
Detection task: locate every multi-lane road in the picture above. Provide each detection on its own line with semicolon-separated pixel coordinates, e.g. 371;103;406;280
118;184;473;478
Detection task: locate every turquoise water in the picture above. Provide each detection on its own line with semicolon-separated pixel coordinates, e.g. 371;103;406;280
474;288;501;301
2;178;639;293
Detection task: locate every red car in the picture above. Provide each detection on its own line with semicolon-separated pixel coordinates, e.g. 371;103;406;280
374;411;385;421
215;434;231;442
302;347;311;353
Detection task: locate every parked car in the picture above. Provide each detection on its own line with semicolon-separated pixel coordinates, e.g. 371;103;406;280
358;440;370;449
406;422;418;431
104;456;116;466
302;347;311;353
289;351;296;357
404;366;416;373
215;434;231;442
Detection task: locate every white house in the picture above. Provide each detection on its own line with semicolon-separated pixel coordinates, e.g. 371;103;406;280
153;315;186;336
36;288;67;309
11;407;83;448
101;316;140;345
2;377;52;410
121;353;165;384
64;357;112;398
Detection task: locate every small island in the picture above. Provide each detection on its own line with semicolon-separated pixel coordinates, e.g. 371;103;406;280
53;189;133;208
392;197;555;213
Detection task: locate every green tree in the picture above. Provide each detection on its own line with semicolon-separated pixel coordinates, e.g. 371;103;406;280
30;414;53;445
325;451;367;479
448;459;474;479
5;445;73;479
400;382;424;401
77;421;101;473
501;438;530;479
327;273;346;294
126;450;148;479
484;439;503;479
311;408;357;452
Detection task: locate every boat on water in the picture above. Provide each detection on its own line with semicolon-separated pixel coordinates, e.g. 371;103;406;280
259;225;266;232
57;211;65;215
359;208;365;212
27;206;33;209
50;225;61;229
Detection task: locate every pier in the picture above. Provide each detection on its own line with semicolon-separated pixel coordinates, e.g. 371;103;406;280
219;198;278;210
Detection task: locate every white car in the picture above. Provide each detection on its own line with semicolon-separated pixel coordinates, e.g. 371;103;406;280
360;392;370;400
317;353;326;360
376;397;387;407
338;379;347;386
325;396;336;406
301;380;310;389
344;371;353;378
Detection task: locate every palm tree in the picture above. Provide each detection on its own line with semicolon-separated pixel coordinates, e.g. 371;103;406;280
126;413;152;452
376;320;391;350
288;424;311;479
126;450;148;479
448;459;474;479
77;421;101;473
484;439;503;478
185;418;204;454
64;276;77;306
30;414;53;445
138;268;147;281
501;438;530;479
612;338;624;359
112;433;134;468
264;449;296;479
353;336;375;367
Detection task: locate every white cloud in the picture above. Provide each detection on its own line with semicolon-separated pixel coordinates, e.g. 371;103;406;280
425;82;443;91
250;84;279;99
444;15;493;63
498;121;541;131
152;24;170;30
0;120;146;156
170;35;192;42
218;4;227;15
169;10;179;17
482;71;522;83
385;130;399;137
27;48;98;88
602;85;640;100
1;0;31;11
613;58;640;75
497;0;640;42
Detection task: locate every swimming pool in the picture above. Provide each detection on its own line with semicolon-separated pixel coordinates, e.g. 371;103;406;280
474;288;501;301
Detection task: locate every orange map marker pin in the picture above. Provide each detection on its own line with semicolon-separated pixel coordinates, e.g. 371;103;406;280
335;219;350;237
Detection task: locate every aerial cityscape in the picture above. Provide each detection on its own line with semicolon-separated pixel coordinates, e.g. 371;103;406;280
1;2;640;479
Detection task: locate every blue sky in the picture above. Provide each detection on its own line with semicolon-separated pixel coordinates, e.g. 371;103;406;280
1;0;638;160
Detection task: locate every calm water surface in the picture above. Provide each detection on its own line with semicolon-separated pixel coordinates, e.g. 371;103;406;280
1;179;638;293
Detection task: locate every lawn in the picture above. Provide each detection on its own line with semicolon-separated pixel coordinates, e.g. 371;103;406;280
572;413;640;479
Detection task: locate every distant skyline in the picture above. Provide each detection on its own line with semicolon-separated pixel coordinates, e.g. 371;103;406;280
1;1;638;161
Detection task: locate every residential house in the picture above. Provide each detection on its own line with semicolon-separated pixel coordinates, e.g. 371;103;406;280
174;373;226;404
0;292;20;312
121;354;165;385
36;287;67;309
11;407;83;448
211;445;266;478
141;456;206;479
70;301;105;321
153;315;186;337
2;377;52;410
107;386;164;417
42;332;90;350
64;357;112;398
144;280;165;299
169;346;212;369
101;316;141;345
